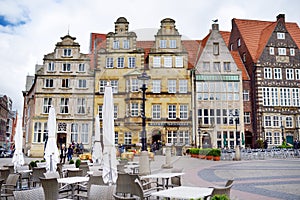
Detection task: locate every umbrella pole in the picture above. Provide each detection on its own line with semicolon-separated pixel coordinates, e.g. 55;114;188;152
50;154;53;172
108;152;112;185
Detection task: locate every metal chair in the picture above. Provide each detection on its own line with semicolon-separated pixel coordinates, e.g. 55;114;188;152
13;186;45;200
75;173;105;199
44;171;60;178
132;178;162;200
40;177;70;200
168;168;183;188
67;169;83;177
205;179;234;200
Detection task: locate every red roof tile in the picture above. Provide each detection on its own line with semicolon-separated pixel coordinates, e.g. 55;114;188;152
182;40;201;69
219;31;231;46
231;51;250;81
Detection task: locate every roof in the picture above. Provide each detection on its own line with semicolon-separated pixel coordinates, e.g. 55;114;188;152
182;40;201;69
230;51;250;81
233;18;300;62
219;31;231;46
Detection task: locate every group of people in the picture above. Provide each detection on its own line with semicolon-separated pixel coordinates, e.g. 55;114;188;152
60;141;84;164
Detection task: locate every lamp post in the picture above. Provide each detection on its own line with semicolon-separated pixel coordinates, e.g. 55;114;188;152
230;110;239;146
281;125;285;145
138;71;150;151
198;128;201;148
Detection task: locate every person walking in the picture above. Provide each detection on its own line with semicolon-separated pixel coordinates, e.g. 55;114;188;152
67;144;73;161
60;144;67;164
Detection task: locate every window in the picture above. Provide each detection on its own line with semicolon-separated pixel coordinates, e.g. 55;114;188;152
242;53;246;62
168;104;176;119
117;57;124;68
277;32;285;39
78;79;87;88
62;63;71;72
152;104;161;119
131;103;139;116
264;68;272;79
160;40;167;48
98;105;103;119
273;116;280;127
203;62;210;72
274;132;281;145
114;104;118;119
61;79;70;88
278;48;286;55
179;80;187;93
170;40;176;48
81;124;89;144
223;62;230;71
286;69;294;80
244;112;251;124
60;98;69;114
286;116;293;128
213;62;220;72
128;57;135;68
243;90;249;101
264;116;272;127
33;122;42;143
63;48;72;57
237;38;241;47
175;56;183;67
213;43;219;55
71;123;79;143
48;62;55;71
168;80;176;93
45;79;54;88
180;105;188;119
167;130;177;144
152;80;161;93
113;40;119;49
293;88;300;106
43;98;52;113
164;56;172;67
111;80;118;93
230;43;233;51
274;68;282;79
266;132;272;145
124;132;132;145
123;40;129;49
269;47;274;55
131;79;139;92
77;98;85;114
106;57;113;68
78;63;85;72
115;132;118;145
296;69;300;80
99;80;107;93
153;57;161;68
290;48;295;56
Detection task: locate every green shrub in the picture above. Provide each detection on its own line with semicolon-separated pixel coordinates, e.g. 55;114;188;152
41;159;46;162
29;160;37;169
189;148;200;154
211;194;230;200
209;148;221;157
75;159;81;168
69;159;74;164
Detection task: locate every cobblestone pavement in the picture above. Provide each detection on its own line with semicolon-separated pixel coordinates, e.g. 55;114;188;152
1;155;300;200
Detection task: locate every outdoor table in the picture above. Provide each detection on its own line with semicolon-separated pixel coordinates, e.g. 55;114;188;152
141;172;184;189
151;186;213;199
57;176;89;199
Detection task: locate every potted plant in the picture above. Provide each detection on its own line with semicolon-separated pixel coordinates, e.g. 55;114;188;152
212;148;221;161
75;159;81;168
211;194;230;200
206;149;214;160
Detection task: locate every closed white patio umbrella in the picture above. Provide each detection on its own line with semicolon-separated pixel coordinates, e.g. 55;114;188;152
12;116;25;172
44;106;60;172
102;85;118;184
92;115;103;164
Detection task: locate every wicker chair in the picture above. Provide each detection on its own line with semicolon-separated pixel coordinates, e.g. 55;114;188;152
205;179;234;200
67;169;83;177
79;165;89;176
31;167;46;187
0;168;10;183
16;165;31;189
13;186;45;200
132;178;162;200
168;168;183;188
75;173;106;199
40;177;70;200
1;173;20;200
44;171;60;178
88;184;116;200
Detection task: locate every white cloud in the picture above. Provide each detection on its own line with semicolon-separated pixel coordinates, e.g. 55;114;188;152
0;0;299;113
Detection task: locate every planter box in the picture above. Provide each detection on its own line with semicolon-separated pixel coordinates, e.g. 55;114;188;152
213;156;221;161
206;155;213;160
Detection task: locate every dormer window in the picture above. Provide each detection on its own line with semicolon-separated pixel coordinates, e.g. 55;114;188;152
160;40;167;48
170;40;176;48
113;40;119;49
63;49;72;57
277;32;285;39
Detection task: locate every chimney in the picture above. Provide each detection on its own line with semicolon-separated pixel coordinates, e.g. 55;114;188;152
212;23;219;31
276;14;285;22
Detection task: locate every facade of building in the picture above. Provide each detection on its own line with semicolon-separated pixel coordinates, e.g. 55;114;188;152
194;24;245;149
229;14;300;147
23;35;94;157
93;17;193;149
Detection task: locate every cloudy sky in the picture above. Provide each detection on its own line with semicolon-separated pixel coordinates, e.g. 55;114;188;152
0;0;299;113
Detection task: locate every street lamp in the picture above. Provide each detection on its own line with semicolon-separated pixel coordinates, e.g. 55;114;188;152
281;125;285;144
230;110;239;146
197;128;201;148
138;71;150;151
